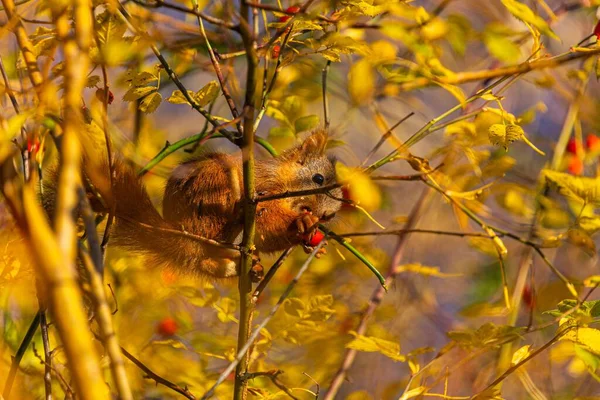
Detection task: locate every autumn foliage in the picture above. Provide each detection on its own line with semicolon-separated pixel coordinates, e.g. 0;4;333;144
3;1;600;400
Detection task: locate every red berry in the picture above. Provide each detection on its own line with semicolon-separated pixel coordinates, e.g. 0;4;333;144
341;186;353;210
305;230;325;247
156;317;178;336
278;5;300;22
594;20;600;39
566;138;580;155
586;134;600;151
522;285;535;309
272;44;281;58
27;138;40;155
568;157;584;175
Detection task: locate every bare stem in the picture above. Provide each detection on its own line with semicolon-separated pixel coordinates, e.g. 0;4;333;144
202;241;326;400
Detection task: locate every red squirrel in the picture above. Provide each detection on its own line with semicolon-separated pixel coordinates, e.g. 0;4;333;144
45;130;341;280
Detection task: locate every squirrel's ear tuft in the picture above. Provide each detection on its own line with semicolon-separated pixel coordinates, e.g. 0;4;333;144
296;130;327;164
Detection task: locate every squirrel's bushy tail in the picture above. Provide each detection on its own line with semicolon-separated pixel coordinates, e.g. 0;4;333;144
44;157;239;279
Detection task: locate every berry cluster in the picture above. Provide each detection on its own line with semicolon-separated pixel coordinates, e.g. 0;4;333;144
565;134;600;175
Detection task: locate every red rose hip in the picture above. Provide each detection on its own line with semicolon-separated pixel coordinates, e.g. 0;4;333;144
305;230;325;247
156;317;178;336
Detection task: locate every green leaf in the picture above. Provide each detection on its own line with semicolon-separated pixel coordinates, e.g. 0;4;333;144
545;299;600;319
195;81;220;107
268;126;295;138
294;115;320;133
139;91;162;113
500;0;559;40
346;332;406;362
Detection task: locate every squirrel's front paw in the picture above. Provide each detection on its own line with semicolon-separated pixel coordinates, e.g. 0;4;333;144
249;255;264;283
295;212;320;239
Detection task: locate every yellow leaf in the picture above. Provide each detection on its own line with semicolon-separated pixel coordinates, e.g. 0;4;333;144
346;332;406;362
195;80;220;107
544;170;600;204
584;275;600;287
398;386;426;400
167;89;196;105
336;163;381;211
396;263;462;278
512;345;531;365
563;327;600;356
139;91;162;113
348;58;375;106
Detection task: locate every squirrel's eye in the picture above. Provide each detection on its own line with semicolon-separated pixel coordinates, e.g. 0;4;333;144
312;173;325;185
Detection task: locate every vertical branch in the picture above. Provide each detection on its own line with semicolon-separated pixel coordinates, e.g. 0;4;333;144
192;1;242;134
0;0;43;91
45;1;107;397
235;1;259;399
79;190;132;399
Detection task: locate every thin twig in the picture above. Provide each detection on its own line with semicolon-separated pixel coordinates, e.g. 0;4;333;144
361;112;414;167
252;247;295;303
255;183;341;203
121;346;197;399
241;370;300;400
98;63;115;259
202;240;326;400
324;189;432;399
473;326;574;397
322;60;331;130
118;4;239;144
395;46;600;92
31;343;75;399
139;114;244;176
194;3;242;134
2;311;41;399
39;309;52;400
131;0;237;30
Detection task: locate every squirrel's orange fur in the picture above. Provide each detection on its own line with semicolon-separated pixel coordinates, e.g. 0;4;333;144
44;130;341;279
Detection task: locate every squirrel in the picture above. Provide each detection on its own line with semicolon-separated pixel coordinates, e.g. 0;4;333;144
44;129;342;280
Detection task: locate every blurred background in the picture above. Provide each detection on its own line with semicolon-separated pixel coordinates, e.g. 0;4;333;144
2;0;600;398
